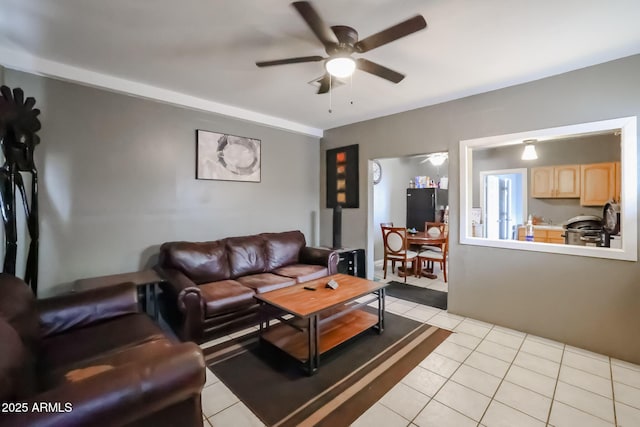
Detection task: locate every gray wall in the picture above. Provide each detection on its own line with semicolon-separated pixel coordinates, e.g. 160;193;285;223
320;54;640;363
473;133;621;225
4;70;320;296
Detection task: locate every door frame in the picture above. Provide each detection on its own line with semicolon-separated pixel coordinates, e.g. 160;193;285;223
479;168;528;238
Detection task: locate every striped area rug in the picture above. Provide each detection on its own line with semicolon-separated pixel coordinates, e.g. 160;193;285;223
203;311;450;426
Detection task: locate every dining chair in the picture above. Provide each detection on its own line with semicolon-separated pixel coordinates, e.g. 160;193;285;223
381;226;418;283
380;222;395;273
421;221;447;252
418;228;449;282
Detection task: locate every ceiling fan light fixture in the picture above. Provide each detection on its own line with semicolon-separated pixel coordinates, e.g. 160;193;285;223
521;140;538;160
428;153;448;166
325;57;356;78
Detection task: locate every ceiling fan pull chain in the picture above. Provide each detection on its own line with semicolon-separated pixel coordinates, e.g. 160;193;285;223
328;74;332;113
350;73;354;105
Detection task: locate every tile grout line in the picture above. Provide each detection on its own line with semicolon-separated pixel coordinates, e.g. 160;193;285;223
544;342;565;426
476;328;530;425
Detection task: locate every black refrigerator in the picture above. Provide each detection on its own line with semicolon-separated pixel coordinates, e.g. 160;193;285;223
406;188;448;231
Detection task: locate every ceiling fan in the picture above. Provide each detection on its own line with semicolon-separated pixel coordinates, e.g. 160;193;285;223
256;1;427;94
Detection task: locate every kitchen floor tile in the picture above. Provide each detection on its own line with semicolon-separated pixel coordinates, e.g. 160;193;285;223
201;381;240;418
450;364;502;397
433;340;473;362
386;300;419;314
445;331;482;350
525;334;565;349
564;345;609;363
520;338;564;363
554;381;614;423
612;363;640;389
559;365;613;398
465;351;511;378
481;400;546;427
412;399;477;427
491;325;526;338
504;364;557;397
380;382;431;421
204;367;220;388
611;358;640;372
484;329;525;350
419;352;461;378
613;381;640;410
428;313;463;330
615;401;640;427
433;380;491;421
548;401;614;427
405;306;439;322
494;381;552;422
208;402;264;427
401;366;448;397
454;319;492;339
351;402;410;427
513;351;560;379
476;339;518;363
562;351;611;379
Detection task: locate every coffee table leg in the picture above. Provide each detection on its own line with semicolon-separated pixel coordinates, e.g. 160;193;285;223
307;315;319;376
377;288;385;334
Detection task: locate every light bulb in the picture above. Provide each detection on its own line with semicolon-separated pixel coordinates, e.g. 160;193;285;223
325;57;356;78
521;143;538;160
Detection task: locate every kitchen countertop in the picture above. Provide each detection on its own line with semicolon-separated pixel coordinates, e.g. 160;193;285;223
517;224;564;230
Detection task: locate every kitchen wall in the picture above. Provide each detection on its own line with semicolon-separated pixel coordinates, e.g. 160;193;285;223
320;54;640;364
472;133;620;225
372;156;449;259
3;69;321;296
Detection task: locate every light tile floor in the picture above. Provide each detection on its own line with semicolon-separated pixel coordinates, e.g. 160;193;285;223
198;264;640;426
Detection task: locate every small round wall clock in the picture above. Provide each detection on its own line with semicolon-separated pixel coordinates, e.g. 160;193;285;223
373;160;382;185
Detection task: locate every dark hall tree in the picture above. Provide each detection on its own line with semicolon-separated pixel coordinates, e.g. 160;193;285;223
0;85;41;294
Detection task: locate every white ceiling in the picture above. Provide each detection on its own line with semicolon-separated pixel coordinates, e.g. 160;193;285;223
2;0;640;136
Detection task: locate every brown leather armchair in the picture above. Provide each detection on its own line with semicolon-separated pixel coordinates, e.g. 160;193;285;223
157;230;338;342
0;273;206;427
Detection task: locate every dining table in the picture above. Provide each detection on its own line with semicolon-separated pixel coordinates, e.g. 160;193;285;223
407;230;446;279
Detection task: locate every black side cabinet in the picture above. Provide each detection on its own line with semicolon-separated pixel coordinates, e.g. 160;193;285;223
336;248;366;278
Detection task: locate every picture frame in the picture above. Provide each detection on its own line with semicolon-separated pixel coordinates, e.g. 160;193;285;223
196;129;261;182
326;144;359;208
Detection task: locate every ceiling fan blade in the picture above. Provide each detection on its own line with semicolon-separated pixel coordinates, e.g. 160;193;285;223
292;1;339;48
355;15;427;53
256;55;324;67
356;58;405;83
317;74;331;94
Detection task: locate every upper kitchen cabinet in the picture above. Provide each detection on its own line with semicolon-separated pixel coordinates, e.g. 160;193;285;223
580;162;616;206
531;165;580;198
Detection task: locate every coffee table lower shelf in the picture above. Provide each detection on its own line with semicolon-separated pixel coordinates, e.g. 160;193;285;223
260;308;378;362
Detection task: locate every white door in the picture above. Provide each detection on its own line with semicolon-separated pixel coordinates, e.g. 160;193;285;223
486;175;500;239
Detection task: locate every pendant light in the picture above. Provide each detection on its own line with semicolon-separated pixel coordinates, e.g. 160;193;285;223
521;139;538;160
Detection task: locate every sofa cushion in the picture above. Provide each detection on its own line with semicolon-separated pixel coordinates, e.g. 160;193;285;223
198;280;256;316
45;339;173;388
260;231;306;271
159;240;230;284
272;264;329;284
39;313;165;379
236;273;296;294
226;236;268;278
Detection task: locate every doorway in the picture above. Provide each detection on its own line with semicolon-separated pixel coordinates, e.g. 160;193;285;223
480;169;527;239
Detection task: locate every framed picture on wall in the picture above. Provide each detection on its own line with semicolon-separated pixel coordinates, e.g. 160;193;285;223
326;144;359;208
196;129;261;182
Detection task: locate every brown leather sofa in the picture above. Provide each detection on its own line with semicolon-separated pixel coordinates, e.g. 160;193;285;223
0;273;206;427
157;230;338;342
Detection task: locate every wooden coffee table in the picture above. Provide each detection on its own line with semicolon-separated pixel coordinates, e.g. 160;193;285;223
254;274;388;375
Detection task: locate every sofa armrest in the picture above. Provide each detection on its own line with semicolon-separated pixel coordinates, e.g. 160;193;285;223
157;268;205;341
37;282;139;338
0;342;205;427
300;247;339;275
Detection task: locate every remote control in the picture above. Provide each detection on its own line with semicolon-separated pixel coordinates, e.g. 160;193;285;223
303;286;317;291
